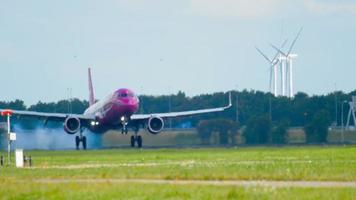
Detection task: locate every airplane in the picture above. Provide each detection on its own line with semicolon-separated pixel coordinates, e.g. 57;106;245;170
0;68;232;149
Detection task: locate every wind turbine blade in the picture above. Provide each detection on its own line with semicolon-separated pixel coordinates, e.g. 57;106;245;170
271;39;288;64
287;27;303;56
281;38;289;48
255;46;272;63
270;44;288;57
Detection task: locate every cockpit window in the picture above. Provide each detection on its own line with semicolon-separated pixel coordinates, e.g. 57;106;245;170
118;92;134;98
120;93;128;97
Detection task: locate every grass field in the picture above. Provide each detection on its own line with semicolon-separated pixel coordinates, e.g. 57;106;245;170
0;146;356;199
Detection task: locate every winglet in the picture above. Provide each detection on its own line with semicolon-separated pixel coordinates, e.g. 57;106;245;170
88;68;95;106
227;92;232;108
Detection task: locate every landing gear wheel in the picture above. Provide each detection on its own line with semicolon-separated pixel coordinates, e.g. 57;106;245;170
122;128;129;134
82;136;87;150
137;136;142;148
130;136;135;147
75;136;80;150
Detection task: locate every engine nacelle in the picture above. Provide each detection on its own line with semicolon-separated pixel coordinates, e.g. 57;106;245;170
147;116;164;134
64;117;81;134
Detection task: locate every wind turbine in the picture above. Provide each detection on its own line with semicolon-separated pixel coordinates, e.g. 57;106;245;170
256;39;288;96
271;27;303;98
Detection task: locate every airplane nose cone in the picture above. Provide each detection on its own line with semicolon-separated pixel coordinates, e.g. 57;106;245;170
113;98;138;114
121;99;137;106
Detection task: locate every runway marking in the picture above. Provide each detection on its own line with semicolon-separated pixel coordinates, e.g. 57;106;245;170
31;178;356;188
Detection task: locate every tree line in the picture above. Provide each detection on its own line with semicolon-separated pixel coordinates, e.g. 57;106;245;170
0;89;355;144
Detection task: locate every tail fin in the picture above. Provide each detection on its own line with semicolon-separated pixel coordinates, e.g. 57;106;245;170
88;68;95;106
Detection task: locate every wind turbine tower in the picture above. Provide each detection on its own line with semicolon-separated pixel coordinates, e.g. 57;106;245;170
288;54;298;97
256;39;287;96
271;27;303;98
280;55;286;96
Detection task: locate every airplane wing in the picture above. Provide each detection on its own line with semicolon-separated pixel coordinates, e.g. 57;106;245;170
0;109;95;121
131;92;232;121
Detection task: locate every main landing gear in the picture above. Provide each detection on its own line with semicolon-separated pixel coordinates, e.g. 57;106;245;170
130;135;142;148
131;128;142;148
75;130;87;150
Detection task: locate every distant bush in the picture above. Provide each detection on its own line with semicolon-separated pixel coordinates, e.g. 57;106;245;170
197;119;239;145
271;119;290;144
197;120;213;145
244;115;271;144
304;110;331;143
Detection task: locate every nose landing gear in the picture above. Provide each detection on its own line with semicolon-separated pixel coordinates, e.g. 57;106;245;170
120;116;129;134
121;127;128;134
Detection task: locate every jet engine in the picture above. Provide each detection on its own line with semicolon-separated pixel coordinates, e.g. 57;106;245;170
64;117;81;134
147;116;164;134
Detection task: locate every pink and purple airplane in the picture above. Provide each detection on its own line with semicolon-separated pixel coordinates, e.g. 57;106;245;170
0;68;231;149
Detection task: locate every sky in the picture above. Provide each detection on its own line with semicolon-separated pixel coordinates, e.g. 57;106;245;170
0;0;355;105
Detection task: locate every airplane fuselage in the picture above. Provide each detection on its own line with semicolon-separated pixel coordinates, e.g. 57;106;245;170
83;88;139;132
